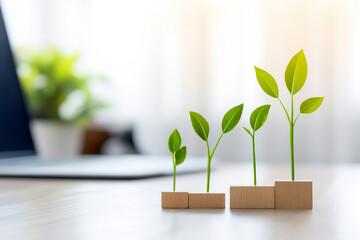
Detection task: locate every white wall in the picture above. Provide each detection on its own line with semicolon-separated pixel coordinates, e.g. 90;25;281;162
2;0;359;163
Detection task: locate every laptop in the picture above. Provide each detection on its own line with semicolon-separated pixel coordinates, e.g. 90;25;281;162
0;4;206;179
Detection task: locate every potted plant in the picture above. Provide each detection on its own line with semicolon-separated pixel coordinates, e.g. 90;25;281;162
230;105;275;209
161;129;188;208
16;47;106;158
254;50;324;209
188;104;243;208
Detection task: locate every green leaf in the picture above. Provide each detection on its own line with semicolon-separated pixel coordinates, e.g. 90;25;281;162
300;97;324;114
189;111;209;141
168;129;181;153
221;104;244;133
254;66;279;98
250;105;271;131
175;146;187;166
285;49;308;95
243;127;252;137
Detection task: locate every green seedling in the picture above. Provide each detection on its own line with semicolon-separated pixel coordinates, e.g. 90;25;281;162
254;50;324;181
243;105;271;186
190;104;244;192
168;129;187;192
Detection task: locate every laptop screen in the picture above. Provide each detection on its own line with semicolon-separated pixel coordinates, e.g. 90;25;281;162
0;5;35;158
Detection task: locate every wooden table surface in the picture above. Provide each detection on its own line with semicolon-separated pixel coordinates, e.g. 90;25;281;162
0;162;359;240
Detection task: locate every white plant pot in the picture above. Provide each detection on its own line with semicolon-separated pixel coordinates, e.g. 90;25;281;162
30;119;84;159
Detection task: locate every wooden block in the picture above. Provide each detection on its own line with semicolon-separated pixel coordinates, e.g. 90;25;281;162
275;181;313;209
230;186;274;209
188;193;225;209
161;192;189;208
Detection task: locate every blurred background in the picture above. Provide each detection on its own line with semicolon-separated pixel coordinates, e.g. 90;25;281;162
1;0;358;163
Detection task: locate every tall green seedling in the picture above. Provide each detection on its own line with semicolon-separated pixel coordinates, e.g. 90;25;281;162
254;50;324;181
243;105;271;186
168;129;187;192
190;104;244;192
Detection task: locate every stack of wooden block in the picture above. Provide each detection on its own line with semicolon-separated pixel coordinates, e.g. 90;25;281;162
161;181;312;209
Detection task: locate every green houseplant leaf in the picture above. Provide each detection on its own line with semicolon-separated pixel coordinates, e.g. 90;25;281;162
254;49;325;181
175;146;187;165
221;104;244;133
285;50;308;95
243;127;252;137
168;129;181;153
189;104;243;192
300;97;325;114
243;105;271;186
16;47;106;127
168;129;187;192
189;111;209;141
254;66;279;98
250;105;271;131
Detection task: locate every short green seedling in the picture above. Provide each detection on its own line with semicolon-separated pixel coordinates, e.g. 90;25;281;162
168;129;187;192
243;105;271;186
254;50;324;181
190;104;244;192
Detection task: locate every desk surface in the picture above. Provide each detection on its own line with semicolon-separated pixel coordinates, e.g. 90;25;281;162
0;162;359;240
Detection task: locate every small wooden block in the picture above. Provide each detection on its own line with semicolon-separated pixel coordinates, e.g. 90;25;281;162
161;192;189;208
188;193;225;209
230;186;274;209
275;181;313;209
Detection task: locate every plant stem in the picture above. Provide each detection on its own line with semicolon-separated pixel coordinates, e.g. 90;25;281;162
278;98;291;124
290;94;295;181
294;112;301;125
172;154;176;192
252;133;257;186
206;140;211;193
290;123;294;181
173;165;176;192
205;133;224;193
210;133;224;159
278;95;296;181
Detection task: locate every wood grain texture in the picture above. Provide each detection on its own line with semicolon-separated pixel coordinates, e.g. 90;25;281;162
1;163;360;240
230;186;274;209
275;181;312;209
188;193;225;208
161;192;188;208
